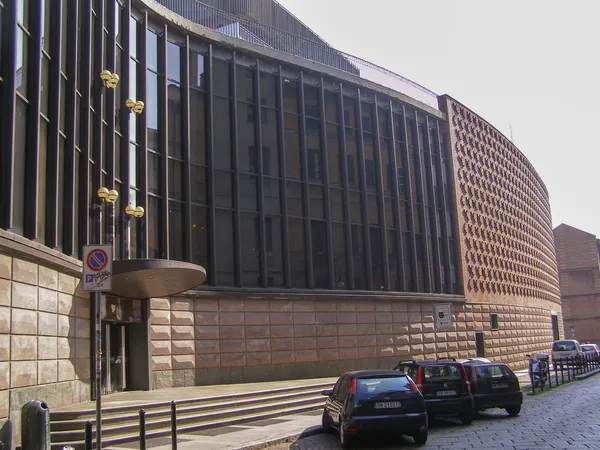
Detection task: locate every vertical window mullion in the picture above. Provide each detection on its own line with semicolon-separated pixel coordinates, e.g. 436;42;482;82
276;67;291;287
426;116;443;292
206;46;216;283
373;96;390;290
159;23;168;258
23;0;44;240
388;101;406;291
106;0;117;249
254;59;267;287
338;86;354;289
45;0;63;248
401;105;418;288
120;0;131;258
299;72;314;287
436;120;454;293
139;10;148;257
182;36;193;261
63;0;79;255
356;89;373;290
414;110;433;292
319;79;335;289
231;54;242;285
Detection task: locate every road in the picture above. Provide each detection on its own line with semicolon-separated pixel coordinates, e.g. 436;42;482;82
263;375;600;449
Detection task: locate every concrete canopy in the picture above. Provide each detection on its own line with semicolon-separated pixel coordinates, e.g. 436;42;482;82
108;259;206;299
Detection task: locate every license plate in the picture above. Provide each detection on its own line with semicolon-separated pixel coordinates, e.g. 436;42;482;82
492;383;509;389
374;401;401;409
436;390;456;397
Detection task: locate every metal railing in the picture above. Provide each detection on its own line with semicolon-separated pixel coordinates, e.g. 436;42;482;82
527;353;600;394
156;0;440;109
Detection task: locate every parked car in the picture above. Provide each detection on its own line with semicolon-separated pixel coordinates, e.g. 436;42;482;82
459;360;523;416
551;339;584;365
394;359;474;425
580;343;600;358
321;370;428;447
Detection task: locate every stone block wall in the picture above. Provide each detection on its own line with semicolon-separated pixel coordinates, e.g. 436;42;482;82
150;293;557;387
0;251;91;436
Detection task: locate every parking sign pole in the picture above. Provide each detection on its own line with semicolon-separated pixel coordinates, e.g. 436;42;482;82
96;207;103;450
434;305;438;360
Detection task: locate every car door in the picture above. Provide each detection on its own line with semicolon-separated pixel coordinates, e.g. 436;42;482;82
325;377;343;424
330;375;349;428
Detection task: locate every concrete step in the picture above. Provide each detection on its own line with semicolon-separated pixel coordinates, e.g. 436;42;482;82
50;382;332;449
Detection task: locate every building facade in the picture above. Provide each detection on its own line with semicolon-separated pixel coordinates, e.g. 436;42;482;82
0;0;562;427
554;224;600;344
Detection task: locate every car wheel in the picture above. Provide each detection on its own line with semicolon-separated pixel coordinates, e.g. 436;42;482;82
413;430;428;445
339;422;353;449
505;406;521;417
321;410;331;433
459;409;474;425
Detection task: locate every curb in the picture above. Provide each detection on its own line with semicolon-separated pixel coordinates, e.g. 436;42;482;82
233;425;325;450
576;368;600;381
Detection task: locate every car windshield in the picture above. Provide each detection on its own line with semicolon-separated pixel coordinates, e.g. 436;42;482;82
357;376;412;394
423;365;461;380
582;345;595;352
475;365;511;379
553;341;576;351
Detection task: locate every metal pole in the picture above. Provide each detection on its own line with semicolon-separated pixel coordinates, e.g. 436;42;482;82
85;420;93;450
171;401;177;450
139;409;147;450
96;203;103;450
434;306;438;360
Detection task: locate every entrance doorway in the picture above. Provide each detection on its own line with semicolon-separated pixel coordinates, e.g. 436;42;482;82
101;324;127;394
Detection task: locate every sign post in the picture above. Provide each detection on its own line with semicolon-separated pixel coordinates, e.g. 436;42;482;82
434;303;453;360
82;245;113;449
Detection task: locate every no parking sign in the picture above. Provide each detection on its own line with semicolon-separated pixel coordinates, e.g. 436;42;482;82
82;245;113;291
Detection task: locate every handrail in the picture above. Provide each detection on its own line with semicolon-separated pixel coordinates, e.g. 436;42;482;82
156;0;440;109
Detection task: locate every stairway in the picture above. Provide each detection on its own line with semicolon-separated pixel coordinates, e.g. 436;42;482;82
50;381;333;449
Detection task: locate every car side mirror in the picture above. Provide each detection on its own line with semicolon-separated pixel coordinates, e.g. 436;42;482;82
321;389;333;396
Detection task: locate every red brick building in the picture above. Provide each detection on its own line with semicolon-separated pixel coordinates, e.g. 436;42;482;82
553;224;600;344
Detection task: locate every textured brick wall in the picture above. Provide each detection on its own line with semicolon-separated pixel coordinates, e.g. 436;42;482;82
554;224;599;273
443;96;561;312
0;252;91;426
149;294;557;386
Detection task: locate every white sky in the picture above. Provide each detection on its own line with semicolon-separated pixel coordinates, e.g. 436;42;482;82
277;0;600;237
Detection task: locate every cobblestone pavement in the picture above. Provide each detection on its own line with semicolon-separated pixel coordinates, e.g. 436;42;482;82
263;375;600;450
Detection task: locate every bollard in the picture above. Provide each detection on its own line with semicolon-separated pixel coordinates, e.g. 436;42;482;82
554;360;559;386
171;401;177;450
139;409;147;450
538;361;543;392
21;400;51;450
0;419;12;450
85;420;93;450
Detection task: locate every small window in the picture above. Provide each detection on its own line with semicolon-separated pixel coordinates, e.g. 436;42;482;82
490;313;499;330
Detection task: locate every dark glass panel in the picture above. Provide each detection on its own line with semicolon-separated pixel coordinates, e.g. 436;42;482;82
192;205;209;269
363;134;376;192
264;177;281;214
190;52;207;90
191;164;207;204
241;213;261;286
287;181;303;217
147;152;161;195
60;2;67;69
312;220;329;288
215;209;235;285
237;102;256;173
399;201;410;231
236;65;254;103
282;78;298;113
325;91;338;123
284;113;301;180
368;194;379;224
213;59;230;97
129;16;138;59
385;198;395;228
349;191;362;223
406;118;417;148
378;107;390;138
309;185;324;219
239;174;258;212
387;229;399;291
265;216;284;286
393;112;405;143
148;196;161;258
37;120;48;240
370;227;384;290
213;96;232;169
326;124;341;186
147;71;159;151
16;28;27;96
115;136;121;181
289;218;306;288
380;139;392;194
167;84;183;158
332;223;347;289
343;97;357;129
330;188;344;221
167;41;181;83
168;159;184;200
214;169;233;208
147;30;158;72
259;72;276;108
40;56;49;115
304;85;319;119
190;89;206;165
345;128;358;189
168;201;184;261
361;102;374;133
351;224;366;289
403;231;413;291
261;108;279;176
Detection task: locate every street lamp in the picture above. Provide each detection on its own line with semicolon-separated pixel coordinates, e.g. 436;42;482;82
125;98;145;114
100;70;120;89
